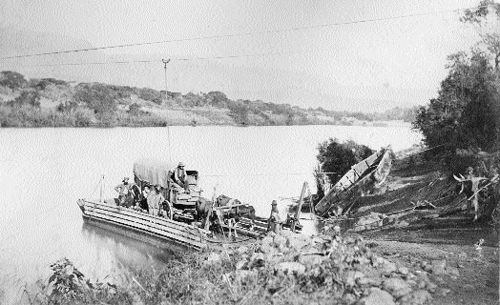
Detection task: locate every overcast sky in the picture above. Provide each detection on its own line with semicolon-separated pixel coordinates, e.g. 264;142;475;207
0;0;482;111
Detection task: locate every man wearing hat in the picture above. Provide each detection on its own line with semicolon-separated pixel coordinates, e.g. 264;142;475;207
147;184;165;216
268;200;282;233
114;177;131;205
169;162;189;193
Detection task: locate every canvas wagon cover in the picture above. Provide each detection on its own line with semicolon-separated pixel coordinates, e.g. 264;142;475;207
133;159;177;188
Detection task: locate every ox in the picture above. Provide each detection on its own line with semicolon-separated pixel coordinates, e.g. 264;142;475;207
195;195;256;230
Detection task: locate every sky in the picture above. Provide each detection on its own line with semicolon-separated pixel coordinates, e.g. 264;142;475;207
0;0;483;112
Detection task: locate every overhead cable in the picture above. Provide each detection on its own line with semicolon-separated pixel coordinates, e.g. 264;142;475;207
23;50;297;67
0;4;486;60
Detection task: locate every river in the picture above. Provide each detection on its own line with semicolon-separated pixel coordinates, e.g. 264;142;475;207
0;123;421;303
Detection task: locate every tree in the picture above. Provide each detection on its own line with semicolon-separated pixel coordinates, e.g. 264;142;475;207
414;51;500;154
461;0;500;72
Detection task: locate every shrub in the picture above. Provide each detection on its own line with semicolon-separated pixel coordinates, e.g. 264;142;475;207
7;90;41;108
0;71;27;89
138;87;162;105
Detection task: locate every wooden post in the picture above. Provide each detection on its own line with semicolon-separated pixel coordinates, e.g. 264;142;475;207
292;182;308;232
204;186;216;231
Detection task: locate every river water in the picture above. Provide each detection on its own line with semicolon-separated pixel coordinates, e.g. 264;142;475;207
0;124;421;302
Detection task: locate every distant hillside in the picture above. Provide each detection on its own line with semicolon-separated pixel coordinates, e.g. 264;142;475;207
0;71;417;127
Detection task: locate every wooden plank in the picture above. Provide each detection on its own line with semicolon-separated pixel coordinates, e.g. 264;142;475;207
83;200;194;231
83;203;203;239
292;182;308;232
86;209;203;245
84;211;204;248
86;208;203;243
84;210;204;248
213;203;251;210
85;203;186;232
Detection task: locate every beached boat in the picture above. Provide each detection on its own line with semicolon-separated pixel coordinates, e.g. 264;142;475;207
314;147;393;217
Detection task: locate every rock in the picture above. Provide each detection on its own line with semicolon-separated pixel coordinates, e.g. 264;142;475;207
205;252;222;264
275;262;306;276
437;288;451;296
383;278;409;291
298;255;324;267
286;235;311;251
343;271;365;287
425;281;437;293
417;280;426;289
235;260;247;270
261;236;273;247
273;234;287;247
422;263;433;273
381;261;397;275
415;271;429;282
398;290;432;305
398;266;409;275
260;242;275;254
371;256;385;268
359;288;396;305
357;276;382;287
236;246;248;255
458;252;468;260
433;276;445;284
249;253;265;268
279;230;293;238
431;259;447;274
446;266;460;277
392;286;413;299
343;293;357;304
383;278;412;298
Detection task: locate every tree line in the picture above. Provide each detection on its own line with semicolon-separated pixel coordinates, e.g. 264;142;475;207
0;71;416;128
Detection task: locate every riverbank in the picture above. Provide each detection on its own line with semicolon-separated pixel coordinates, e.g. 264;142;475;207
27;230;447;305
0;71;416;128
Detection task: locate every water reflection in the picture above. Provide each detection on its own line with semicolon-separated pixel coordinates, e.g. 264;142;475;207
81;222;180;267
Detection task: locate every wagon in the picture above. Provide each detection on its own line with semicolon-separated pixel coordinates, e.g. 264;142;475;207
133;159;203;222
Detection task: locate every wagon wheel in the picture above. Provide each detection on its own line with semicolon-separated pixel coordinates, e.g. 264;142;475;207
162;200;173;220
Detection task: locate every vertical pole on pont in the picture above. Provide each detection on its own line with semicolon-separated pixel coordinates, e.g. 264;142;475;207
162;59;172;162
292;181;308;232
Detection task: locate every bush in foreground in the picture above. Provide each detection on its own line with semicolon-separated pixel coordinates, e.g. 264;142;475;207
29;229;446;305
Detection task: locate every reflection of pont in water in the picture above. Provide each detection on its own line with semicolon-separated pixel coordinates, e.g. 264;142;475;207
80;222;182;281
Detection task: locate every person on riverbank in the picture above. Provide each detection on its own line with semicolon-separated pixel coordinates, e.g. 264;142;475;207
148;184;165;216
268;200;282;233
114;177;131;205
169;162;189;193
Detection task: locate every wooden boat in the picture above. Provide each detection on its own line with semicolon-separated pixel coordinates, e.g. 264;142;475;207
314;147;392;217
77;160;304;249
77;199;208;249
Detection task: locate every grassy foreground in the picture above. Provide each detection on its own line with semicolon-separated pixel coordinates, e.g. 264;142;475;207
26;228;447;305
